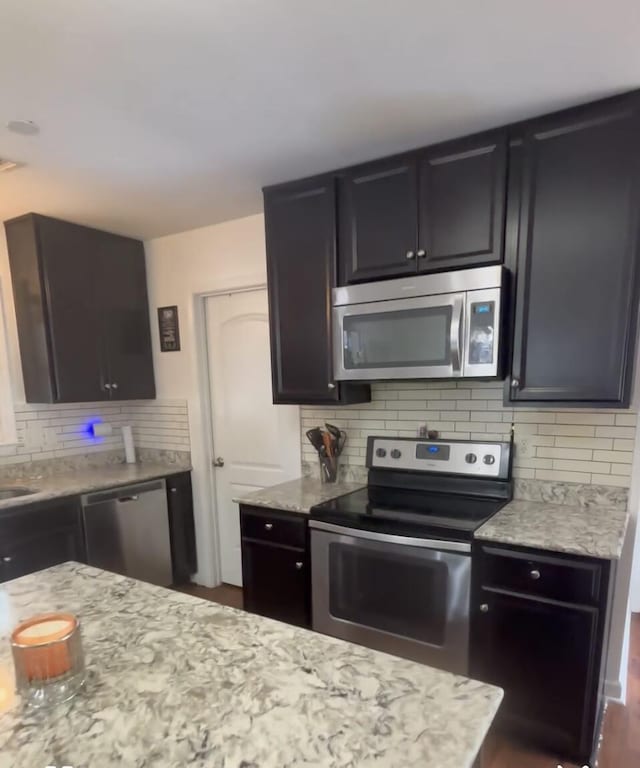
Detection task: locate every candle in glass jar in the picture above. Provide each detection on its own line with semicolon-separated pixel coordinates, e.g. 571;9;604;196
11;613;76;681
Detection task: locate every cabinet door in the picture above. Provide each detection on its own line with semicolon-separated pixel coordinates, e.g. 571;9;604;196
339;155;419;283
37;217;108;402
0;499;86;583
472;589;600;762
167;472;197;584
418;130;507;272
100;235;156;400
265;177;369;405
241;540;309;627
508;96;640;405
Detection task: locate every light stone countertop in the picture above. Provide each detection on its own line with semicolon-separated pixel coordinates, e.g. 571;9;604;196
0;461;191;512
233;477;365;514
0;563;502;768
475;498;631;560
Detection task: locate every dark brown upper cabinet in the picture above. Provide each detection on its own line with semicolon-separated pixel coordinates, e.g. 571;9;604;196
506;93;640;406
263;176;370;405
338;131;507;284
418;129;507;272
338;154;419;284
4;214;156;403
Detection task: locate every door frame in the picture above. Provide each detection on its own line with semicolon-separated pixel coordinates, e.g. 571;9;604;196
194;282;268;587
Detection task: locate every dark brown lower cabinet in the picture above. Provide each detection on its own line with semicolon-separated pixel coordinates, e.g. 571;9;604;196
0;498;86;583
167;472;197;584
240;505;310;628
471;543;610;765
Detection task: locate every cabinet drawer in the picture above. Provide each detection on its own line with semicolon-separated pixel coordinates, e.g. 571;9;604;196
479;546;602;605
240;505;307;548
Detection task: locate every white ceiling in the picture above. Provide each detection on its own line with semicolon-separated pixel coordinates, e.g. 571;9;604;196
1;0;639;240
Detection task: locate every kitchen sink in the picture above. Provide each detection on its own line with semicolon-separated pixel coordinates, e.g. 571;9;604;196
0;488;37;501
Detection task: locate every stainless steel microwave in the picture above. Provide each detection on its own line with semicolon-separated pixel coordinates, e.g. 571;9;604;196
332;265;504;381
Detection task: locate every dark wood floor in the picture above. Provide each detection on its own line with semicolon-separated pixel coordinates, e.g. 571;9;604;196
175;582;244;610
180;583;639;767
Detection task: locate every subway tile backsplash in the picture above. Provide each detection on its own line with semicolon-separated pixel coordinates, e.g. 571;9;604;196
301;382;638;488
0;399;190;467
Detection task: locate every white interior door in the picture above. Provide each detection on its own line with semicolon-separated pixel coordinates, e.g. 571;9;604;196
206;290;301;586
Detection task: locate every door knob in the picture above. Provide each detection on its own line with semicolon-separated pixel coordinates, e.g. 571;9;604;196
264;523;273;531
405;250;416;260
213;457;225;467
328;382;336;390
529;569;541;580
480;603;489;613
295;561;304;570
511;378;520;389
416;249;427;258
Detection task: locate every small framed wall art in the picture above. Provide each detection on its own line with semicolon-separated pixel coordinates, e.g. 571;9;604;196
157;305;181;352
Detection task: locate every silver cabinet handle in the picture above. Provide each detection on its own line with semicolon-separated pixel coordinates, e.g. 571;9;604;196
111;382;119;390
295;561;304;570
2;555;12;563
416;249;427;258
213;457;225;467
480;603;489;613
104;383;112;390
264;523;273;531
328;382;336;390
405;250;416;260
118;495;139;503
169;487;177;494
529;569;541;580
511;378;520;389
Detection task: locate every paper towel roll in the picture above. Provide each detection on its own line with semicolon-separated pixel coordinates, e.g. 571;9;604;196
122;425;136;464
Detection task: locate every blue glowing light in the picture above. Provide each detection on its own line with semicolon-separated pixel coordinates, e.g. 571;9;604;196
428;445;439;453
82;417;105;443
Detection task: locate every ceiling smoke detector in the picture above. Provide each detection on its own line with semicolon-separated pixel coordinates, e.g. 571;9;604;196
0;159;20;173
7;120;39;136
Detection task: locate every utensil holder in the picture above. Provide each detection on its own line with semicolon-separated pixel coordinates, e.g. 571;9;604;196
319;454;339;483
11;612;85;708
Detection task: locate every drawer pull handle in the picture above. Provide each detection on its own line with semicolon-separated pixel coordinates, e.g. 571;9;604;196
2;555;12;564
529;569;541;580
295;561;304;570
264;523;273;531
480;603;489;613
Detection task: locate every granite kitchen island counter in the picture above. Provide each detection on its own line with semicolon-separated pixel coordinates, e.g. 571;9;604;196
0;563;502;768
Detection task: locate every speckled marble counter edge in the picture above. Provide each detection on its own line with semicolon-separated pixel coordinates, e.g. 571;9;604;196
0;449;191;512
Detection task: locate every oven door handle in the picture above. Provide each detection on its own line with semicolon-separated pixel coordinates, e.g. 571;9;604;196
450;294;464;375
309;520;471;553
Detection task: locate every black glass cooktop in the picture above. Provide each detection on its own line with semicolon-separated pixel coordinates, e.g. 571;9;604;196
310;484;507;542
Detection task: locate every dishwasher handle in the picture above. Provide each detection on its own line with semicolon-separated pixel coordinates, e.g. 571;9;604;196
82;479;165;506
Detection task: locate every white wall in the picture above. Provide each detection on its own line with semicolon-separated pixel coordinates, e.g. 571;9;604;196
144;213;268;586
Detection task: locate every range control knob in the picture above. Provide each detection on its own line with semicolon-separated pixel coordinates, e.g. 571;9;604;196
465;453;477;464
375;447;387;458
390;449;402;459
483;454;496;465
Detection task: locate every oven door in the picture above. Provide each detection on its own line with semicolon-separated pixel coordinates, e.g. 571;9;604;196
310;523;471;675
333;293;465;380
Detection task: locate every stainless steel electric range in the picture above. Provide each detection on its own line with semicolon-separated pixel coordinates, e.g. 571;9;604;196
309;435;512;675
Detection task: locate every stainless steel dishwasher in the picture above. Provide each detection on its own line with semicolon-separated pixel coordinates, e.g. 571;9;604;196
81;479;172;586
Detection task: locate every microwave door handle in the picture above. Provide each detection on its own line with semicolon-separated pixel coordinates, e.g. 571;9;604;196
450;296;464;374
